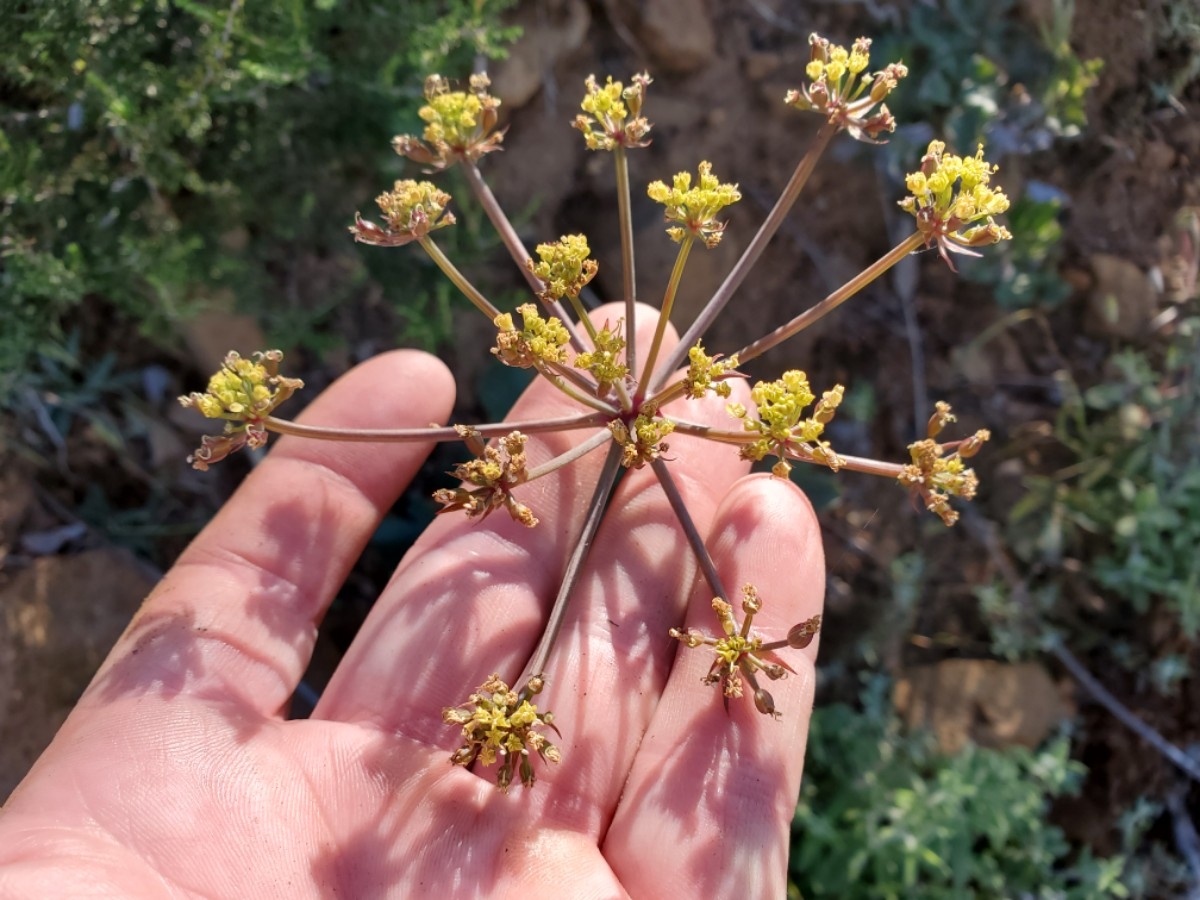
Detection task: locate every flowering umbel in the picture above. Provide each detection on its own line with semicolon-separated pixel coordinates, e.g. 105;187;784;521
608;407;675;469
392;73;504;170
443;674;561;793
683;342;741;399
573;319;629;393
492;304;571;369
899;140;1013;269
433;427;539;527
727;370;845;478
670;585;822;718
786;33;907;142
573;73;653;151
528;234;599;303
647;161;742;249
178;350;303;470
898;402;990;525
351;180;455;247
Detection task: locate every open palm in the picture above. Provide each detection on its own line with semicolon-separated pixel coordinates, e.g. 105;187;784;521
0;309;824;898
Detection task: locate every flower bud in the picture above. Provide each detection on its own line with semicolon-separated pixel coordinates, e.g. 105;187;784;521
754;688;779;718
957;429;991;458
788;615;822;648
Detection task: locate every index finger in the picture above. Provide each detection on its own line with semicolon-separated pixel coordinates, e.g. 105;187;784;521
82;349;456;718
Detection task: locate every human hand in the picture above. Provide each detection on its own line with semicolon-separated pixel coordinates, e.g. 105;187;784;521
0;307;825;898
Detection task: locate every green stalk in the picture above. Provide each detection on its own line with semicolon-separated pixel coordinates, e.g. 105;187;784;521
566;293;600;343
732;231;925;365
651;121;838;390
635;236;693;405
535;366;620;414
565;293;634;413
418;235;501;320
615;145;638;376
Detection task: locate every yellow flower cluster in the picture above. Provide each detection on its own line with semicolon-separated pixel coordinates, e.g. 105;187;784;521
179;350;303;423
669;585;818;718
897;402;990;525
443;674;561;793
433;428;538;527
899;141;1012;260
177;350;303;470
351;180;456;247
728;370;844;477
786;33;907;142
528;234;598;302
647;161;741;248
573;72;652;151
378;180;454;235
492;304;570;369
683;341;740;399
573;320;629;391
608;408;674;469
392;73;503;169
805;37;870;84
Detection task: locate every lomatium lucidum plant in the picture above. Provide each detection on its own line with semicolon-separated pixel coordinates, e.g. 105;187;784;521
181;35;1007;793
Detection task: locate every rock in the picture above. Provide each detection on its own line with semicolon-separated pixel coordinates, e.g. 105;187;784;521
0;549;158;799
617;0;716;74
894;659;1072;754
1085;253;1159;339
0;460;34;549
181;300;268;376
491;0;591;110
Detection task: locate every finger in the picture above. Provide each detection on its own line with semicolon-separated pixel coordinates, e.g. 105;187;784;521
530;372;755;827
82;350;456;718
603;475;825;898
316;303;669;735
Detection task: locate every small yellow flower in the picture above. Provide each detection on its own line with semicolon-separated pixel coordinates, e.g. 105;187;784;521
178;350;303;470
670;585;822;718
647;161;741;248
573;73;653;151
392;73;504;170
528;234;599;303
899;141;1012;269
350;180;456;247
786;33;907;142
729;371;844;477
444;673;561;792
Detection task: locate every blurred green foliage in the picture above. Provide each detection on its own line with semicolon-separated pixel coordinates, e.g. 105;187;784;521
0;0;518;402
790;680;1129;899
995;316;1200;673
963;194;1071;309
876;0;1101;149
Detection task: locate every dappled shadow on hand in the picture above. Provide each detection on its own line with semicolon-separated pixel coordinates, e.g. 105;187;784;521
617;700;794;897
308;737;550;898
